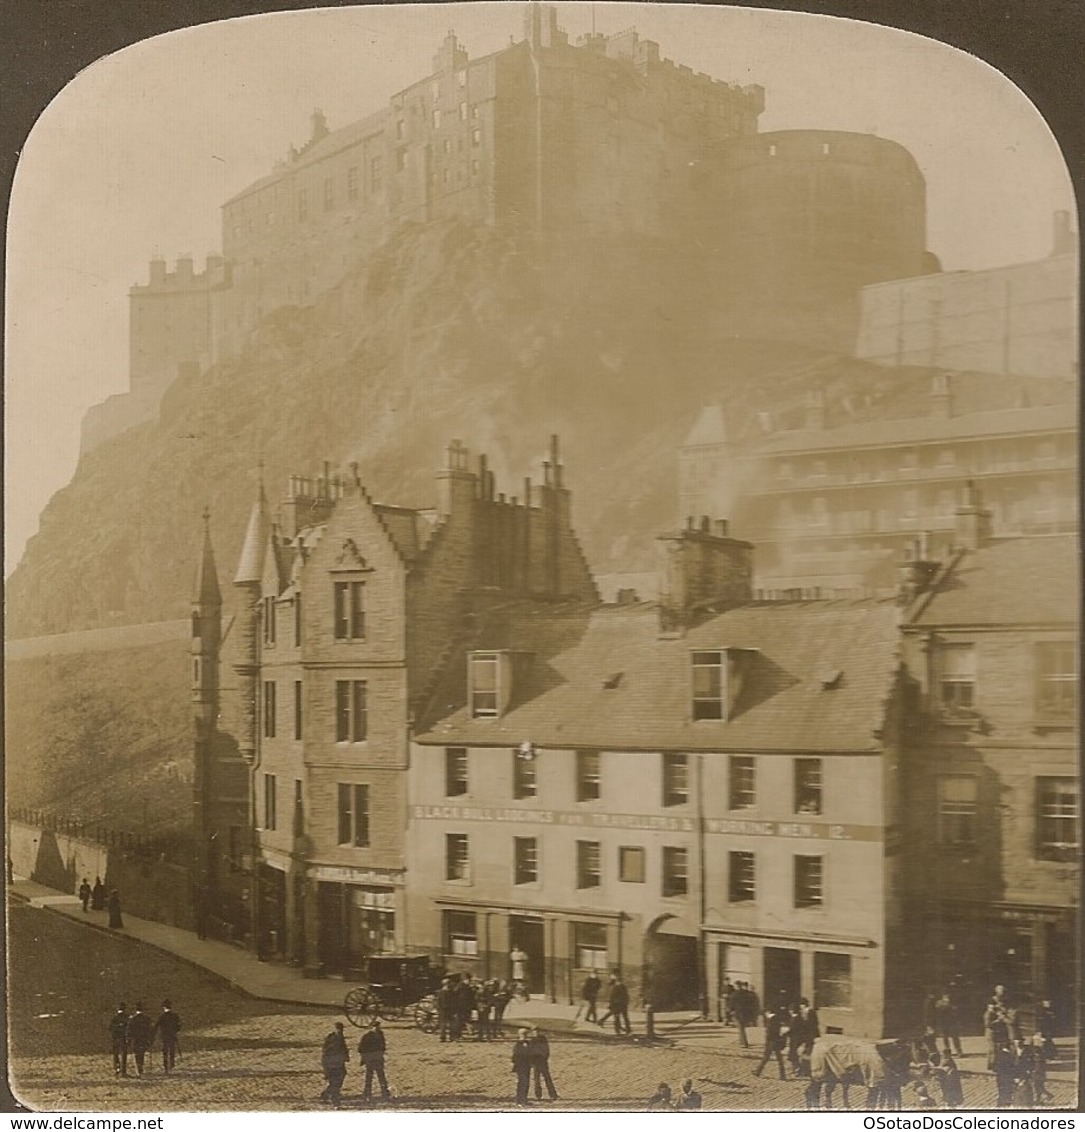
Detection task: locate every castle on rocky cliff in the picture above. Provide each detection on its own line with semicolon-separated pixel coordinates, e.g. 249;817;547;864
81;2;931;455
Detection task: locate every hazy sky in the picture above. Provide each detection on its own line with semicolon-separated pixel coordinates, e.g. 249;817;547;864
5;1;1075;576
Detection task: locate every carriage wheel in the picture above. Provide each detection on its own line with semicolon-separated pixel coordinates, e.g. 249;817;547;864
344;988;378;1028
414;997;439;1034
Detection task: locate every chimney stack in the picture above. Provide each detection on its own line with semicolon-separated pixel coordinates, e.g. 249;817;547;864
657;517;754;633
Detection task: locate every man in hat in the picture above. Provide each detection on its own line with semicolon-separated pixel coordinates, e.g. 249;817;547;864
358;1018;391;1101
109;1002;130;1077
153;999;182;1074
125;1004;154;1077
320;1021;349;1108
78;877;91;913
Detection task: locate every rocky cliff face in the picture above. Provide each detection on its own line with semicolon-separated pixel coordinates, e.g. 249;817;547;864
6;216;1058;639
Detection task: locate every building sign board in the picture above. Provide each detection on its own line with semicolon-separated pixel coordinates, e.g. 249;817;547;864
308;865;403;886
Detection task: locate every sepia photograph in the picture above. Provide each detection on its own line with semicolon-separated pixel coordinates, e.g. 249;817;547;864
4;0;1080;1116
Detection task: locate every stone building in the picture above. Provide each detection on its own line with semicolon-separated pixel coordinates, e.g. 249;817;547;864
855;213;1078;380
679;374;1077;592
226;436;596;974
409;518;913;1037
898;508;1079;1033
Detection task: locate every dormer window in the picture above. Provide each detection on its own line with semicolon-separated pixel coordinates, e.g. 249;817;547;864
691;648;756;721
469;653;500;718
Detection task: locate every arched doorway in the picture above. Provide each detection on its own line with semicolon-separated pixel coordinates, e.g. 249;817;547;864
644;914;702;1012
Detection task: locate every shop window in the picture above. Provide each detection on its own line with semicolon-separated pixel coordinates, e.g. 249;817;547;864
937;643;976;711
333;580;365;639
513;747;537;799
794;855;823;908
619;846;645;883
445;910;478;956
728;851;755;902
729;756;755;809
662;753;689;806
577;841;601;888
514;837;538;884
1036;777;1079;861
445;747;468;797
335;680;368;742
263;681;277;738
938;776;978;847
337;783;370;847
469;653;499;718
293;680;303;740
446;834;469;881
263;596;277;645
1036;642;1077;722
662;846;688;897
263;773;277;830
576;750;601;801
794;758;822;815
814;952;852;1008
574;922;608;970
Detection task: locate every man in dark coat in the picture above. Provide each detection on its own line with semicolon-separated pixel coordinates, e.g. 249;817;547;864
91;877;106;911
788;998;819;1076
511;1027;533;1106
452;975;476;1041
153;999;182;1074
109;1003;130;1077
600;975;631;1034
78;878;91;913
752;1001;789;1080
580;973;601;1024
358;1019;391;1101
732;982;756;1049
933;991;963;1057
320;1021;349;1107
126;1004;154;1077
107;889;124;930
527;1026;558;1100
436;977;454;1042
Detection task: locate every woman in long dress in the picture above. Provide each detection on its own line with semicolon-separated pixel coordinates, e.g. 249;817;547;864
108;889;124;929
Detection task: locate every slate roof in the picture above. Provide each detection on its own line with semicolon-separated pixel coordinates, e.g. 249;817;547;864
416;597;902;752
909;535;1080;627
373;504;435;563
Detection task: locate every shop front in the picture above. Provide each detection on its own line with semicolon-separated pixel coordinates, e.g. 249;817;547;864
308;864;402;977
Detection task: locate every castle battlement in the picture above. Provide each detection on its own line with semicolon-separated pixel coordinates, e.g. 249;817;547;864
132;255;225;293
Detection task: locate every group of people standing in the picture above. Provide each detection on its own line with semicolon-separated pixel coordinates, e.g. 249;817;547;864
578;972;632;1035
752;996;820;1080
510;1025;559;1105
108;1000;182;1077
78;876;124;929
982;986;1056;1109
434;973;515;1041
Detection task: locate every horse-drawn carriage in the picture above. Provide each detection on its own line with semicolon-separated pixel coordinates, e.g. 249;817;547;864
805;1036;915;1110
343;954;443;1030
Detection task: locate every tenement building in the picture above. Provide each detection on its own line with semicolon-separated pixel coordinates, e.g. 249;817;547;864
679;373;1077;592
409;517;913;1036
898;499;1079;1033
227;437;596;974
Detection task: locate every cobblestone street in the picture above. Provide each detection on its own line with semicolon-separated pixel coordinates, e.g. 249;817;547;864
8;901;1079;1113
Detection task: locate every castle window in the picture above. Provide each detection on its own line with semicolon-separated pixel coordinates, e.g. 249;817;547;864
263;681;277;738
471;128;481;147
294;680;303;740
431;108;442;130
263;596;277;645
446;747;468;796
337;783;370;847
471;104;479;119
459;101;468;121
396;119;405;140
768;144;777;157
294;594;302;646
347;166;359;200
369;156;383;191
263;773;277;830
335;680;368;743
265;211;274;226
333;580;365;640
1036;641;1077;722
443;139;452;155
1036;777;1078;861
297;189;308;222
662;753;689;806
324;176;335;210
576;841;601;889
822;142;831;156
794;855;823;908
662;846;688;897
396;147;409;172
471;159;480;177
430;80;440;103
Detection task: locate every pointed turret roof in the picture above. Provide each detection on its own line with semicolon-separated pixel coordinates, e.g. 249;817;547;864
194;507;222;607
234;475;271;585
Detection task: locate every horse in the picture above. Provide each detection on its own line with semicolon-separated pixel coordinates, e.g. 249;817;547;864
805;1036;913;1110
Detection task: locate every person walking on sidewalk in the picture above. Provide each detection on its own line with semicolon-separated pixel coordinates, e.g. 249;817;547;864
320;1021;349;1108
358;1019;392;1101
153;999;182;1074
599;974;631;1034
752;1000;789;1081
78;878;91;913
511;1028;533;1107
126;1004;153;1077
528;1026;559;1101
933;991;963;1057
91;876;106;911
107;889;124;930
109;1003;130;1078
579;972;601;1024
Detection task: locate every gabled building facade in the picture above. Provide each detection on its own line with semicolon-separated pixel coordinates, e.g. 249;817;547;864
409;518;912;1036
229;437;596;975
898;503;1079;1033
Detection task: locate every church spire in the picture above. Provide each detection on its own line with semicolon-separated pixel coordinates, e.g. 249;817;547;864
234;467;270;585
194;506;222;608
